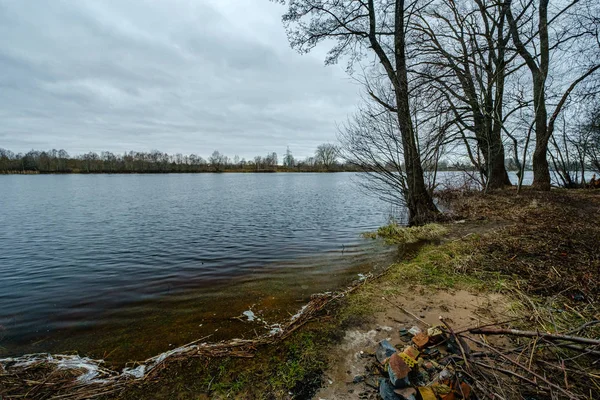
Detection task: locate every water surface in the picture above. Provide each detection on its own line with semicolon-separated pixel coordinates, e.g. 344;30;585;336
0;173;392;362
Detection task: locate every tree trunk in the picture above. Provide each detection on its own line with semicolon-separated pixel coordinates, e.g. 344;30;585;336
532;137;551;189
487;145;512;189
393;0;438;225
367;0;439;225
506;0;552;191
531;73;551;190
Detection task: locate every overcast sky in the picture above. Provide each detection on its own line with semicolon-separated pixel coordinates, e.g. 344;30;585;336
0;0;361;160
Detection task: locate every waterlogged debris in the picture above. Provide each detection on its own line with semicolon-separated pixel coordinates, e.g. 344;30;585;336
394;387;417;400
353;321;482;400
122;365;146;379
427;326;444;344
388;353;410;388
1;286;369;398
400;347;419;367
290;305;308;322
412;332;429;349
1;354;114;385
417;386;437;400
379;378;402;400
407;326;421;336
57;356;107;383
376;340;397;363
242;310;256;322
268;324;283;336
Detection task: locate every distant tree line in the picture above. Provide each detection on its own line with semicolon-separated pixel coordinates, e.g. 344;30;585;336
0;143;359;174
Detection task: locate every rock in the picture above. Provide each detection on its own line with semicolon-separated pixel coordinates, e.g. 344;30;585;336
394;387;417;400
375;340;397;363
353;375;365;384
379;378;402;400
388;353;411;388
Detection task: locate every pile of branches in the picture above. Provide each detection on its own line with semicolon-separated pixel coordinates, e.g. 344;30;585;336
0;273;373;400
439;318;600;399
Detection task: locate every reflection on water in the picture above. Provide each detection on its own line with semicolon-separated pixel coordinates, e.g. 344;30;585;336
0;173;392;362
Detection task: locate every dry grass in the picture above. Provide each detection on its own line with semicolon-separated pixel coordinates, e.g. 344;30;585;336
438;188;600;399
364;223;449;244
442;188;600;302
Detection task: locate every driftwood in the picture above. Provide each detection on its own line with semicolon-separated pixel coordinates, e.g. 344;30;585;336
469;327;600;346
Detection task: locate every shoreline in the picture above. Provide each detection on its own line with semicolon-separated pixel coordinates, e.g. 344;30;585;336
0;169;489;175
1;189;598;399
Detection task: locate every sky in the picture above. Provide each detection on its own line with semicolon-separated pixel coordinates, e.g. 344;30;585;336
0;0;361;160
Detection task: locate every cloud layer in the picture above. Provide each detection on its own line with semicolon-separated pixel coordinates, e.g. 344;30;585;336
0;0;360;159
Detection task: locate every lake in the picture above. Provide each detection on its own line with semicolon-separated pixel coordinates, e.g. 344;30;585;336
0;170;587;363
0;173;395;363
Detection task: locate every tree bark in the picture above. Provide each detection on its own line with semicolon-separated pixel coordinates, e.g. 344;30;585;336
531;72;551;190
487;145;512;189
367;0;439;225
507;0;552;190
393;0;439;224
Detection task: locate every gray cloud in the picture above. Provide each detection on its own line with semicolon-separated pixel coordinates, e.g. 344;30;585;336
0;0;360;159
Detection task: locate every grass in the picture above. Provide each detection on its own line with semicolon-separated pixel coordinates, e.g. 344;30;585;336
113;322;338;399
363;222;449;244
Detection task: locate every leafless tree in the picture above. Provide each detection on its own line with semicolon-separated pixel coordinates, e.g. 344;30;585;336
279;0;439;224
340;102;409;208
506;0;600;190
412;0;514;189
315;143;340;170
209;150;226;172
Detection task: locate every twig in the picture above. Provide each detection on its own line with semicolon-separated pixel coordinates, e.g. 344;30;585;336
472;360;545;388
382;297;430;327
468;327;600;346
455;318;523;334
440;316;471;373
564;320;600;335
464;336;582;399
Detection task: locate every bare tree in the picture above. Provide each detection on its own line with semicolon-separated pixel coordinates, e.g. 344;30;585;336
340;102;409;209
413;0;513;189
279;0;439;224
209;150;226;172
506;0;600;190
315;143;340;170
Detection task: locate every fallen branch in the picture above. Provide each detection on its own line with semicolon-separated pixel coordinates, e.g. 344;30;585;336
440;316;472;373
382;297;430;327
464;336;582;399
469;327;600;346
